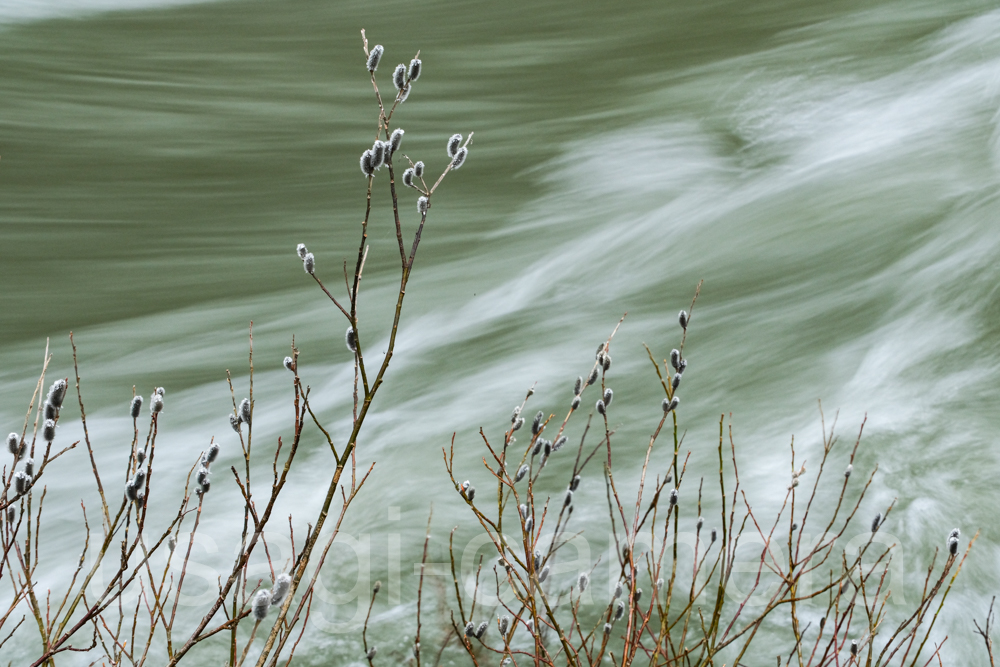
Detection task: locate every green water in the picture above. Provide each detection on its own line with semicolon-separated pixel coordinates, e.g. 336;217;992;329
2;0;1000;663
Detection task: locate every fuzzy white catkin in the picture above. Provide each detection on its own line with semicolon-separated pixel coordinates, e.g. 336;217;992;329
447;134;462;158
388;128;404;155
130;396;142;419
151;393;163;414
360;150;374;177
413;161;424;178
271;573;292;606
7;432;19;456
48;379;67;408
393;64;407;90
283;356;294;371
296;243;307;259
43;419;56;442
240;398;252;425
402;168;415;188
346;327;357;353
366;45;383;73
417;196;429;215
451;147;468;170
408;58;421;81
304;252;315;274
253;589;271;621
371;141;386;169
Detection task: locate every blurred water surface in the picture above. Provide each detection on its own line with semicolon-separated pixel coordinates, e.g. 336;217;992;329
2;0;1000;663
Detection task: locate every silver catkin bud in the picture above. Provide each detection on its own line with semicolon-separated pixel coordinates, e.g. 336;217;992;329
196;466;210;489
366;44;384;73
397;82;411;103
670;349;681;371
543;439;551;456
14;471;31;495
571;396;581;410
253;589;271;621
156;386;165;397
662;397;679;413
476;621;488;639
587;367;599;385
402;168;415;188
596;399;606;415
371;141;386;169
7;432;19;456
271;573;292;606
531;411;544;435
136;449;145;464
519;503;529;519
539;564;550;582
5;507;14;523
655;578;663;590
515;465;528;483
570;476;581;493
511;406;521;423
949;528;960;540
393;63;407;91
672;373;682;391
240;398;252;426
408;58;421;81
125;479;137;501
603;354;612;371
553;436;567;452
203;443;220;466
130;396;142;419
447;134;463;158
678;359;687;374
461;480;470;492
603;388;613;406
578;572;589;592
596;343;605;359
283;356;294;371
44;401;56;420
948;536;959;555
413;161;424;178
696;516;704;530
374;580;381;593
614;601;625;621
360;150;374;177
614;581;622;598
524;517;533;534
230;413;241;432
151;393;164;414
871;512;882;533
850;640;858;656
526;619;534;634
366;647;377;660
133;468;146;489
168;535;176;553
669;489;678;506
346;327;357;353
604;622;612;636
574;376;582;395
467;486;476;501
388;128;404;156
635;588;642;602
499;615;509;635
296;243;307;259
711;528;717;543
533;550;541;569
564;489;573;507
678;310;688;329
43;418;56;442
845;464;853;478
48;379;68;409
464;622;475;637
451;147;468;170
417;196;429;215
512;417;524;431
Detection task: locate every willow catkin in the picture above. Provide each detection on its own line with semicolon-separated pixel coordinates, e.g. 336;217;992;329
871;512;882;533
587;367;599;385
14;471;31;495
48;379;67;409
531;411;544;435
571;396;581;410
229;413;241;432
366;45;384;73
447;134;463;158
464;622;475;637
678;310;688;329
253;589;272;621
499;616;509;635
596;400;606;415
360;150;375;177
417;196;429;215
43;419;56;442
476;621;488;639
130;396;142;419
296;243;307;259
151;393;164;414
203;443;220;466
614;601;625;621
393;64;407;90
573;376;582;395
44;402;56;420
402;168;415;188
271;573;292;606
346;327;357;353
451;147;468;170
6;432;19;456
603;387;613;406
670;349;681;371
283;356;294;371
371;141;386;169
388;128;404;156
413;161;424;178
240;398;252;425
408;58;421;81
514;465;528;482
578;572;589;592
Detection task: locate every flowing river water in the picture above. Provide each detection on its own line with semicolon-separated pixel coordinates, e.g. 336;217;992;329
1;0;999;663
